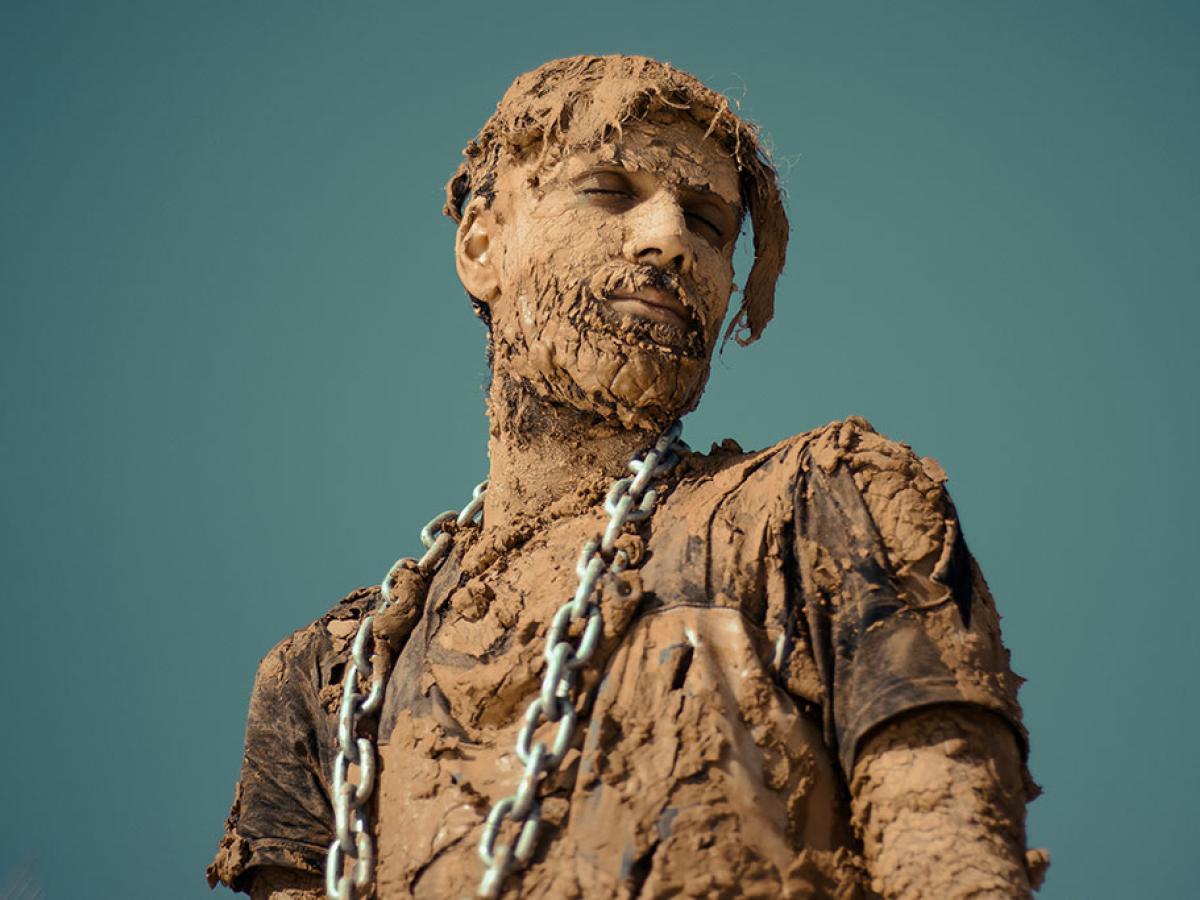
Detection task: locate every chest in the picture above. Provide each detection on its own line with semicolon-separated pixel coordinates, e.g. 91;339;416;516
407;474;795;732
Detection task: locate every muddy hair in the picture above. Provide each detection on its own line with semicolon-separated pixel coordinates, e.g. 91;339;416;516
445;54;789;347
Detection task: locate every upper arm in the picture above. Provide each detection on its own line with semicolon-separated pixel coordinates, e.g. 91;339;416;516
207;624;345;893
794;417;1028;778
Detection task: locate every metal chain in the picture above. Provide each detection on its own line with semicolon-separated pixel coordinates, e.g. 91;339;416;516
325;480;488;900
477;420;688;898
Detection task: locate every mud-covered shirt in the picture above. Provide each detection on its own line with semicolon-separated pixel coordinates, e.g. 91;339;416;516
208;419;1028;898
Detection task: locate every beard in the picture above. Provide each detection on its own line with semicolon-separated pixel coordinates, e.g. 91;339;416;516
581;263;708;358
491;261;717;431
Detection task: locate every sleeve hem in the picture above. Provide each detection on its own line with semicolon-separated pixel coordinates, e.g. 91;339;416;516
207;833;327;893
838;676;1027;777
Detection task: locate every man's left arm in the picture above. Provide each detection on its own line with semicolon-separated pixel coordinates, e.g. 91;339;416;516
851;705;1045;899
793;418;1047;896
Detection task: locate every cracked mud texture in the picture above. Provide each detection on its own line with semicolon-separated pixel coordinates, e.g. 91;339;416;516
852;706;1048;899
212;418;1045;899
210;54;1043;900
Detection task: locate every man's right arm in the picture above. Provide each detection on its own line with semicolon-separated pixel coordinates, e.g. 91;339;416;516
209;589;382;895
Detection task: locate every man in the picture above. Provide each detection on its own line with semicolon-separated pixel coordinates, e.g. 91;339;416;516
209;55;1047;899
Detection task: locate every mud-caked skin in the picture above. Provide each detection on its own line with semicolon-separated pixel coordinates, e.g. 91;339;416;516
852;706;1047;900
210;421;1043;899
209;54;1045;899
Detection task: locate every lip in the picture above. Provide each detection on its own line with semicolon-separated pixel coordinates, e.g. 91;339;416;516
605;288;692;330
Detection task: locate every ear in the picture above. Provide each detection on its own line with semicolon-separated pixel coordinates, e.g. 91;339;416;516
455;199;502;304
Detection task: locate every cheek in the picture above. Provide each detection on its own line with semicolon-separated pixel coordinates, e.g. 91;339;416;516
515;203;625;273
692;248;736;336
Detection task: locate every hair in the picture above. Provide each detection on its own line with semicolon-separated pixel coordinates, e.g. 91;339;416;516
444;54;788;346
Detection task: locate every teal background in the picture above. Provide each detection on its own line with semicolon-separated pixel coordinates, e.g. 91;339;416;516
2;2;1196;897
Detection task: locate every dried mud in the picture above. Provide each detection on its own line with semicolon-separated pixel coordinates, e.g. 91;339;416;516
445;55;788;346
475;116;744;432
215;54;1042;900
214;416;1045;899
852;706;1048;899
362;420;1041;898
373;435;855;898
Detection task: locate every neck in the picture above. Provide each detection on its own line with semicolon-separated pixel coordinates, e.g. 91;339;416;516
481;372;662;532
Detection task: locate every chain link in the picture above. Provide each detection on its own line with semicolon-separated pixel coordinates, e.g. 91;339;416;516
324;422;687;900
325;480;487;900
477;421;687;898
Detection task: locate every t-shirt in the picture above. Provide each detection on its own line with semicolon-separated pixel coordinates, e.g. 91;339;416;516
208;418;1029;898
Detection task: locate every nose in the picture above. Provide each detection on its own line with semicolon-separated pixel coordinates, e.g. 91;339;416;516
621;192;694;275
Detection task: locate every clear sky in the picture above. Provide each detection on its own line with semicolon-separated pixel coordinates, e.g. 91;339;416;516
2;2;1197;897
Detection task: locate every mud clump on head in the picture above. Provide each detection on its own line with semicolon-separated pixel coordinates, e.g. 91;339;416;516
446;54;789;349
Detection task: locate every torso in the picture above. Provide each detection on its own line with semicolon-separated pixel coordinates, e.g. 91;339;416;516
374;442;863;898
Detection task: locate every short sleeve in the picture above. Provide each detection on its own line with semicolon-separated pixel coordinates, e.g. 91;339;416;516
207;589;377;893
793;418;1026;778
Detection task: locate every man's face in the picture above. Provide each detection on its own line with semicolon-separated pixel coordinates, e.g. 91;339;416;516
467;115;743;430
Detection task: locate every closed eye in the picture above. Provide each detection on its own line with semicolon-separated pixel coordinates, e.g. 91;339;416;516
574;169;637;200
682;191;738;248
686;211;721;236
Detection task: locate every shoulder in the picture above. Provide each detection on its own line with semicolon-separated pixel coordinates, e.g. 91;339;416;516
803;415;949;493
794;417;957;569
249;585;381;706
208;586;382;893
809;417;956;568
260;586;379;663
673;417;955;560
677;415;948;501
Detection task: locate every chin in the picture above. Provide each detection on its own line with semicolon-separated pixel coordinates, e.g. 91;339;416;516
494;268;718;430
580;333;711;430
496;322;712;432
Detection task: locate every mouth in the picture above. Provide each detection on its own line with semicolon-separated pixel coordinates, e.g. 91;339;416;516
604;287;693;332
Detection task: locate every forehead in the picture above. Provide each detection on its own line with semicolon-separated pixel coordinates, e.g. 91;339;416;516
519;116;743;207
